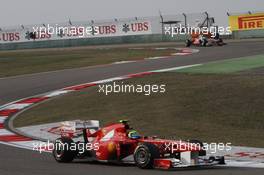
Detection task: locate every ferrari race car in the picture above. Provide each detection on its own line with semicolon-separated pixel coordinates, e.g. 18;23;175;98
186;32;226;47
52;120;225;169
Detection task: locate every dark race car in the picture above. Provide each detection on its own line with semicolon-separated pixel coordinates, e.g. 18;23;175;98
52;120;225;170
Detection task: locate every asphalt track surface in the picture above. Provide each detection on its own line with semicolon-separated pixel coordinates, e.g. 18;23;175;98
1;41;264;175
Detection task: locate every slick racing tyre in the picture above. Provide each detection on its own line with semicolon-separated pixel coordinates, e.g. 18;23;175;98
186;39;192;47
209;156;225;164
189;139;206;156
134;143;160;169
53;137;76;163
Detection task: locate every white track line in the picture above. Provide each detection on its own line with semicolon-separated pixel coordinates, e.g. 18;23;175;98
152;64;202;73
44;90;72;97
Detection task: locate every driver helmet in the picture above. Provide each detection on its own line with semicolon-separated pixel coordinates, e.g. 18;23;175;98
128;130;141;139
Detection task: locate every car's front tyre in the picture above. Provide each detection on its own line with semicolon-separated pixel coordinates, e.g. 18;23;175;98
186;39;192;47
134;143;160;169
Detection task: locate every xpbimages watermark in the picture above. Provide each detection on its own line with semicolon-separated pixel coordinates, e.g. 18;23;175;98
98;82;166;96
33;140;99;154
162;141;232;154
32;140;232;154
164;24;232;38
32;24;100;38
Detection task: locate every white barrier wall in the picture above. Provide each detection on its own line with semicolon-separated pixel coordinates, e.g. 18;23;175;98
0;20;153;44
0;13;208;44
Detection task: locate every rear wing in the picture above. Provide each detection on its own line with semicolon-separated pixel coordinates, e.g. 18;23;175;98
60;120;99;138
75;120;100;130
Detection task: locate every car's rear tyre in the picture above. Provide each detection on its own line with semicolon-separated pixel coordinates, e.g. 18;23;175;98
209;156;225;164
134;143;160;169
53;137;76;163
189;139;206;156
216;156;225;164
186;39;192;47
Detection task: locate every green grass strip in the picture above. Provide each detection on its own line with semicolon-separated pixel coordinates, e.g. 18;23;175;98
176;54;264;74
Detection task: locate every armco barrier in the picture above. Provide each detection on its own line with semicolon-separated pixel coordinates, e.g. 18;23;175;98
0;34;187;50
233;29;264;39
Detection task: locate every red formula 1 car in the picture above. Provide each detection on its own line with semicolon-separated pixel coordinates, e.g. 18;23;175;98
186;32;226;47
52;120;225;169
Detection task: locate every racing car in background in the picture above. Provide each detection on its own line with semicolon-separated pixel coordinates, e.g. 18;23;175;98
186;31;226;47
52;120;225;169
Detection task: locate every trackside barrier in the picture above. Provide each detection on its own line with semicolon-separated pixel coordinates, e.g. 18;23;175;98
0;12;211;50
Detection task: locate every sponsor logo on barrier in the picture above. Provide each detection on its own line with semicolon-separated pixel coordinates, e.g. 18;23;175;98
229;13;264;31
238;15;264;30
98;25;116;35
0;21;152;44
0;32;20;42
122;22;149;33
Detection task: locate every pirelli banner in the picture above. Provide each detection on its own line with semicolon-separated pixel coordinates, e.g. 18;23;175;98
229;13;264;31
